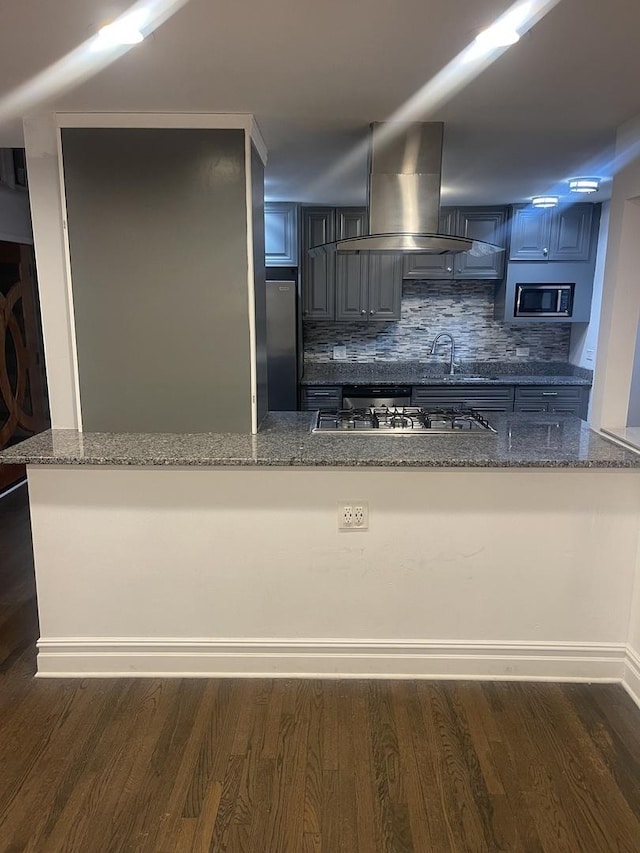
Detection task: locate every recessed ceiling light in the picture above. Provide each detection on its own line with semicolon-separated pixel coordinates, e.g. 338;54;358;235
532;196;559;208
91;9;149;51
474;24;521;50
568;178;600;194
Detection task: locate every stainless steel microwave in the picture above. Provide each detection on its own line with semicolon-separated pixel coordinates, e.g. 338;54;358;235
514;284;574;318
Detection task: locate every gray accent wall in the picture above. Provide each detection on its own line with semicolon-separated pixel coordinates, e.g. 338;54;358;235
251;144;268;426
304;280;571;364
62;127;252;433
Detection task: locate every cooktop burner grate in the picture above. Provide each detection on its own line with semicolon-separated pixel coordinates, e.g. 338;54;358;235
313;406;496;435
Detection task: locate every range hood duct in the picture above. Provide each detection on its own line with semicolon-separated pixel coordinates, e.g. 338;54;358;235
309;122;502;257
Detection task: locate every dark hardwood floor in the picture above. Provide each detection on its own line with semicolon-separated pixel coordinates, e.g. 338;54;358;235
1;485;639;852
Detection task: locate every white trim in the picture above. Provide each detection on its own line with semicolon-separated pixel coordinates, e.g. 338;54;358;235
55;126;83;431
35;637;628;680
623;646;640;709
245;135;258;434
54;113;267;164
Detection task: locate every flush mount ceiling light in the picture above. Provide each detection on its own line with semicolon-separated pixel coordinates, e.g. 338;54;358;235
568;178;600;194
91;9;149;51
532;196;559;208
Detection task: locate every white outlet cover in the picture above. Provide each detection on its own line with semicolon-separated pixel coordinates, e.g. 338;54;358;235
333;345;347;360
516;346;530;357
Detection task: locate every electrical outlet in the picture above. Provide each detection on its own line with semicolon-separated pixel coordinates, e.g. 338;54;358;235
353;503;369;529
333;345;347;360
338;502;368;531
516;346;530;357
586;348;594;362
339;504;353;529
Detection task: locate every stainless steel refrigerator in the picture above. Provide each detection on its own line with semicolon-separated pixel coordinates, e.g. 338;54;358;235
265;278;299;410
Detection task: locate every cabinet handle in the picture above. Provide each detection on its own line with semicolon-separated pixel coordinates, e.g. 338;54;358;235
360;309;366;315
369;309;375;315
541;391;558;396
543;247;549;255
446;266;453;272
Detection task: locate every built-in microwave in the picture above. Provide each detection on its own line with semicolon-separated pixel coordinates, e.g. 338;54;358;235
514;283;574;318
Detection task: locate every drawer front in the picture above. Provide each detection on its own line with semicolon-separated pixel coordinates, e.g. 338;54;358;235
301;386;342;410
515;385;582;403
412;385;515;405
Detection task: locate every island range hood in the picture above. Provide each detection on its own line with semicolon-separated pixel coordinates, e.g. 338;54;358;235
309;121;502;257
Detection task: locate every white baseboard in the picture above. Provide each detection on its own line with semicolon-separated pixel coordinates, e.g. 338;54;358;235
623;646;640;709
35;637;628;681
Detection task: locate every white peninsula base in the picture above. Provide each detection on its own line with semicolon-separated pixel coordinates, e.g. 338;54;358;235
25;465;640;705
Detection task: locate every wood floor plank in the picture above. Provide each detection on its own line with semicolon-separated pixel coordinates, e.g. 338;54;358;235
1;487;640;852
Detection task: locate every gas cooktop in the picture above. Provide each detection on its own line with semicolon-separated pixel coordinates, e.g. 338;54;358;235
312;406;496;435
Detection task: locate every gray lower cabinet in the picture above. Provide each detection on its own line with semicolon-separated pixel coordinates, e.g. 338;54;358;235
265;202;298;267
514;385;588;418
411;385;515;417
301;386;342;411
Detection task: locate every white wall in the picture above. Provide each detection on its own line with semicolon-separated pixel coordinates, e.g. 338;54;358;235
28;465;640;681
591;115;640;429
0;181;32;244
569;201;610;373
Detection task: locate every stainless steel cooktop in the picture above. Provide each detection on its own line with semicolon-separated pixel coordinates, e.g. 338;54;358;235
312;406;496;435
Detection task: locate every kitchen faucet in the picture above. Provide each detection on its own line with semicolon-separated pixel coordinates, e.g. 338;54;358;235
430;332;457;375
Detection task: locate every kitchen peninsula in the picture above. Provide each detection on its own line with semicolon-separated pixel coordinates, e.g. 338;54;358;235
3;413;640;697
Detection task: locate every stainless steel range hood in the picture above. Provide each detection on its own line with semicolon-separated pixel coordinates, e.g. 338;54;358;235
309;122;501;257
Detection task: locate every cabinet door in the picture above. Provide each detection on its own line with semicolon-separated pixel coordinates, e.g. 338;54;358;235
302;208;335;319
402;208;455;279
455;208;507;279
336;207;368;239
335;208;369;321
548;204;593;261
301;386;342;411
368;255;403;320
265;202;298;267
335;254;369;321
509;206;552;260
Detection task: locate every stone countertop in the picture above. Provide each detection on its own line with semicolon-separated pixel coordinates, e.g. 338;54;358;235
300;361;592;387
1;412;638;469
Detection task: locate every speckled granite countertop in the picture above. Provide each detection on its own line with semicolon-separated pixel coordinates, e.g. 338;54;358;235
300;361;592;387
2;412;637;468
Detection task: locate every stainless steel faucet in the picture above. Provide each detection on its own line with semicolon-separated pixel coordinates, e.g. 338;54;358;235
430;332;457;375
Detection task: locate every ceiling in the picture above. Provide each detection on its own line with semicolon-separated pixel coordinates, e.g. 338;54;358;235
1;0;639;205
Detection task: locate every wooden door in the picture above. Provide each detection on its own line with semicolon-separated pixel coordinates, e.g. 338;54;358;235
0;242;49;488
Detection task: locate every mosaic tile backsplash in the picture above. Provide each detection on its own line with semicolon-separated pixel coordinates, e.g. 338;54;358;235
304;281;572;364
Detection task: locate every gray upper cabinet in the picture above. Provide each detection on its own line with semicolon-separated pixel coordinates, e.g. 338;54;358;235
509;204;594;262
335;253;368;320
337;208;368;239
368;256;403;319
402;207;507;280
265;202;298;267
302;207;335;319
335;207;369;321
402;208;456;280
548;205;593;261
304;206;402;322
508;207;552;260
335;254;403;322
454;208;507;279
